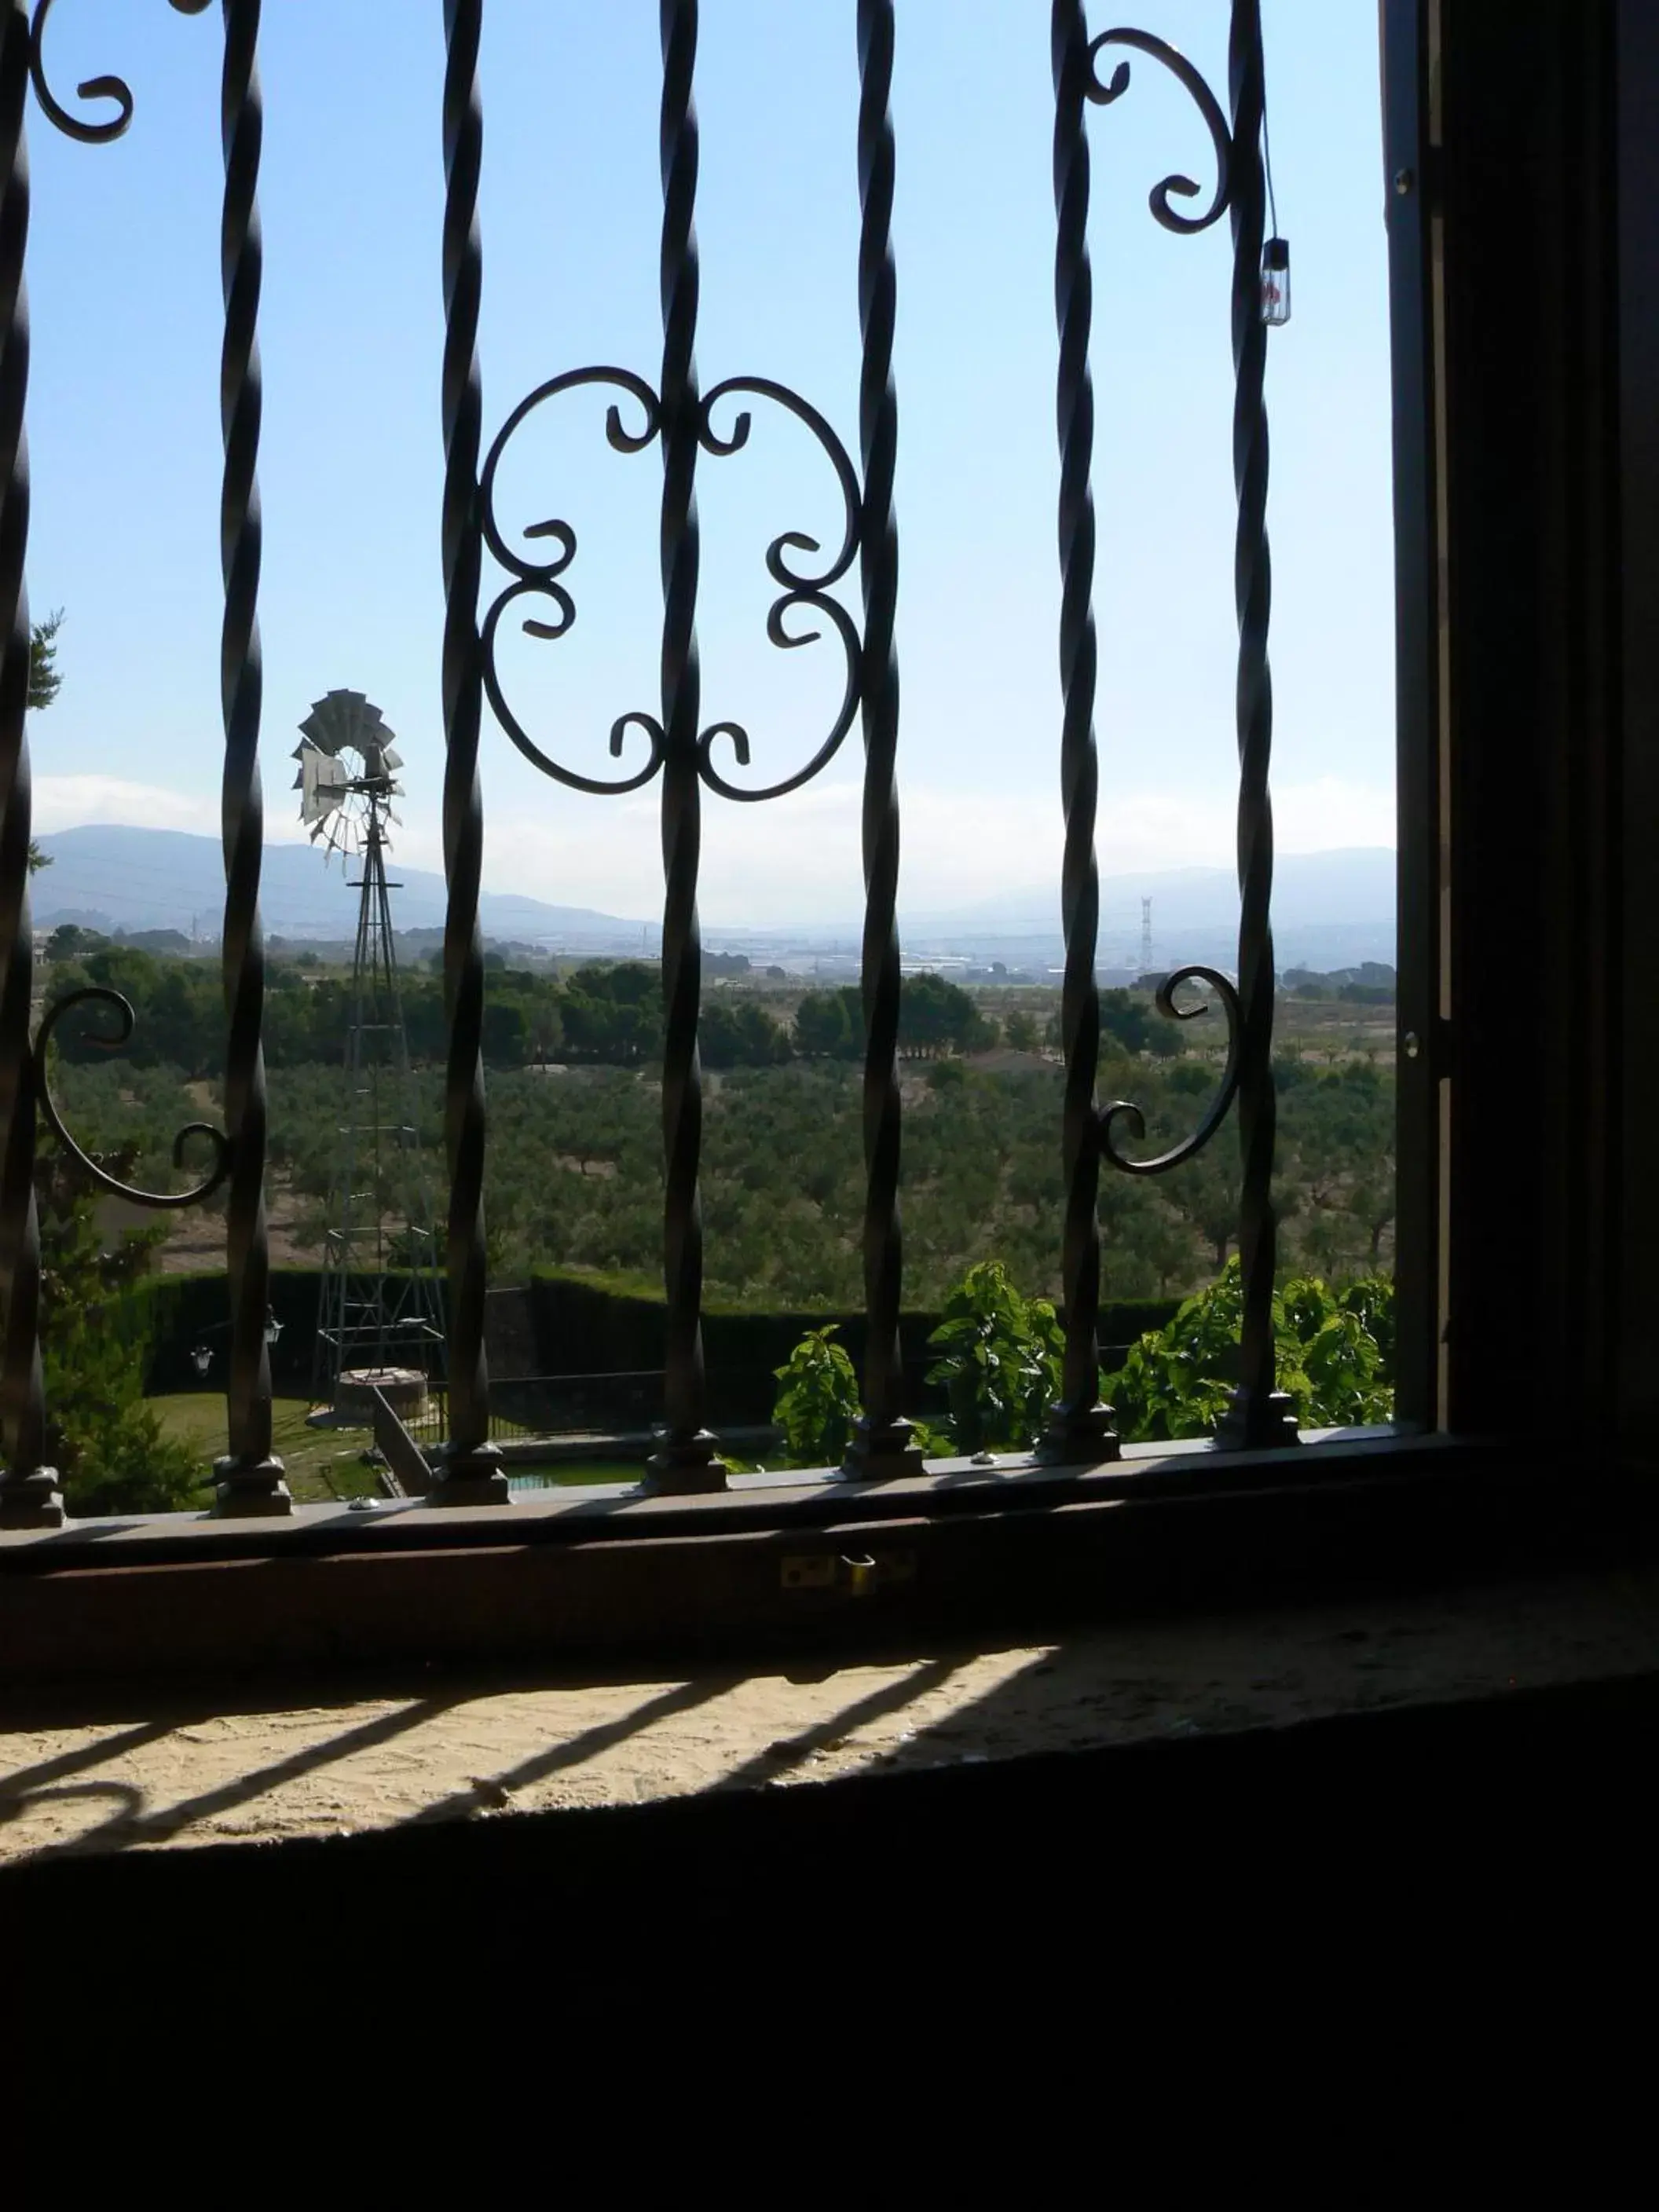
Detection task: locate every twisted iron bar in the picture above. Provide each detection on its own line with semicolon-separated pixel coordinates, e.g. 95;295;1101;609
650;0;723;1492
1216;0;1295;1449
214;0;287;1514
431;0;507;1504
1085;24;1233;233
1041;0;1118;1464
0;0;212;1525
844;0;921;1478
27;0;210;145
0;0;54;1523
1096;968;1243;1174
34;991;230;1205
477;9;859;1490
479;368;859;804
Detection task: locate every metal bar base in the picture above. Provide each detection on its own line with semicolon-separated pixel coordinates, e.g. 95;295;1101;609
1037;1397;1123;1465
428;1444;512;1507
1214;1388;1301;1452
645;1429;729;1495
213;1456;295;1518
842;1414;927;1481
0;1469;66;1529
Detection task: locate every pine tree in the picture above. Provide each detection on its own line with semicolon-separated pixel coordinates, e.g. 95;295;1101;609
27;608;62;710
26;609;63;874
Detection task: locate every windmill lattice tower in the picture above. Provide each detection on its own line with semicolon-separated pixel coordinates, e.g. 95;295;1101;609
295;690;445;1417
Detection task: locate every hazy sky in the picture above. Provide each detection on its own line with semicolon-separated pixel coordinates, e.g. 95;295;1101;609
24;0;1393;929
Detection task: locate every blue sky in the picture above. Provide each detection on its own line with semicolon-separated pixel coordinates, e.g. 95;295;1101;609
24;0;1393;928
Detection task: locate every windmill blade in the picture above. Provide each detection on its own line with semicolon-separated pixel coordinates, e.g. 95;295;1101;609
296;689;407;875
299;687;394;761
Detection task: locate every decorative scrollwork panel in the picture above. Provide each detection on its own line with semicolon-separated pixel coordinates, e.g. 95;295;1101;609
28;0;210;146
1096;967;1242;1175
1085;25;1233;233
34;989;231;1207
479;365;862;808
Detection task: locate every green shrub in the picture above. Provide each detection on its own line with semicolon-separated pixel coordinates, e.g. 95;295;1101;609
771;1325;862;1467
925;1260;1064;1455
1104;1258;1394;1442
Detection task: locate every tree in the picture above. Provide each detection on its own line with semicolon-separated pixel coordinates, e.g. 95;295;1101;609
1166;1149;1242;1269
701;998;791;1069
25;611;64;875
899;972;992;1057
1098;989;1153;1054
45;923;108;962
27;1140;208;1514
793;986;862;1058
27;610;62;711
1346;1180;1395;1269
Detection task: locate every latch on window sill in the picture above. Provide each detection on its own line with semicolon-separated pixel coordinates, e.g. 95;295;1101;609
780;1550;917;1598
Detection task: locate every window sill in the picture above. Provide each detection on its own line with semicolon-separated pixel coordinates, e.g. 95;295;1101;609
4;1557;1656;1877
0;1427;1464;1564
0;1429;1640;1686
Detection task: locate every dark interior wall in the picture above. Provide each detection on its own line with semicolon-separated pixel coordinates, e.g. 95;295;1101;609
1434;0;1625;1441
1616;0;1659;1448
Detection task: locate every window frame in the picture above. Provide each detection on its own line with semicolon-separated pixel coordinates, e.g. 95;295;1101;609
1;0;1649;1679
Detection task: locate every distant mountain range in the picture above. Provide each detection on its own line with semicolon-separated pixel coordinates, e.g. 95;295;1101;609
32;826;649;950
903;848;1397;937
32;826;1396;970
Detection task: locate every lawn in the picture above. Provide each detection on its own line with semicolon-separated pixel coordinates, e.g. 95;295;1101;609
148;1397;776;1504
148;1393;382;1506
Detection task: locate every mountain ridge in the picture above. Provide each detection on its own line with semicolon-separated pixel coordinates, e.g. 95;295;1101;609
32;825;1396;958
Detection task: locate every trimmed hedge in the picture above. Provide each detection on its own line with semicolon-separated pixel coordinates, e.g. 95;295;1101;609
116;1269;329;1396
522;1269;1178;1414
119;1264;1181;1427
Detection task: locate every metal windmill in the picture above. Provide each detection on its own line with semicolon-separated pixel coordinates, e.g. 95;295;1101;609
295;690;445;1415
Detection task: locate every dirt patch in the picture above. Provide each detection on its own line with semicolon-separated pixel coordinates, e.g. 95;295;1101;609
153;1174;317;1274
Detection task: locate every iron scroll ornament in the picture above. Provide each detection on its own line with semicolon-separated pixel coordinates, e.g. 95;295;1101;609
1095;965;1242;1175
1085;27;1233;234
479;368;862;805
34;988;232;1208
1082;31;1236;1181
28;0;211;145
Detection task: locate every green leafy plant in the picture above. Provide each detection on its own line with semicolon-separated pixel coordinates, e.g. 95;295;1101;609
925;1260;1064;1455
771;1324;862;1467
30;1141;211;1514
1104;1258;1394;1443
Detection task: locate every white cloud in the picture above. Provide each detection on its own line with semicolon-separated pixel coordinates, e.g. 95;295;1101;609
449;772;1397;925
31;775;309;844
1273;775;1397;854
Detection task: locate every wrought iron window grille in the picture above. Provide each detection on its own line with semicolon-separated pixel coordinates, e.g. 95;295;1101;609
0;1;1467;1580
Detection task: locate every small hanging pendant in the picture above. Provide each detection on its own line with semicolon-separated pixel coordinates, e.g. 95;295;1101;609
1261;236;1291;326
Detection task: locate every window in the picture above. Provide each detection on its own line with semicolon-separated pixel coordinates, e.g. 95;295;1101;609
0;1;1644;1670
